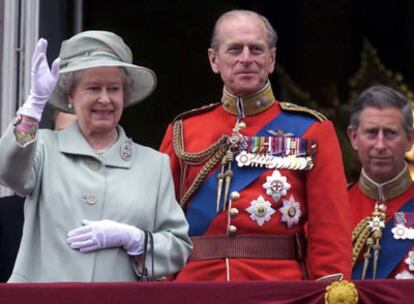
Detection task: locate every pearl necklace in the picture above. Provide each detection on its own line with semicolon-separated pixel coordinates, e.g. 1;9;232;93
93;131;118;155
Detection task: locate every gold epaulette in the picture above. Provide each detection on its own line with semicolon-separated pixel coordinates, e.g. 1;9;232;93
280;102;327;122
172;103;221;123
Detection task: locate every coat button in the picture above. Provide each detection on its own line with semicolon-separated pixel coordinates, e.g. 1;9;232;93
230;191;240;200
237;121;246;129
228;225;237;235
86;159;100;171
85;194;97;205
230;208;239;217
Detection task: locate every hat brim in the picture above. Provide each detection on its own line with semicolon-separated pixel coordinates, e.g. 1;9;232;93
48;59;157;113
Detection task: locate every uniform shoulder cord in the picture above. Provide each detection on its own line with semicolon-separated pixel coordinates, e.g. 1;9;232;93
172;119;229;208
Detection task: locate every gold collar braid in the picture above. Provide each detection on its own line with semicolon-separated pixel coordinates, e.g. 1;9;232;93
221;81;275;116
358;163;412;201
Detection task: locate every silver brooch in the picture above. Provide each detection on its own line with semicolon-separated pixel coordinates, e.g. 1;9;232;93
120;139;133;161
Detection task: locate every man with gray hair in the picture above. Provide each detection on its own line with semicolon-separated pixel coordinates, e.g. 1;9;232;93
349;85;414;279
160;9;352;281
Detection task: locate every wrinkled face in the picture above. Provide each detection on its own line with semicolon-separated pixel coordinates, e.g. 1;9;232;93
208;15;276;97
348;107;414;183
69;67;124;136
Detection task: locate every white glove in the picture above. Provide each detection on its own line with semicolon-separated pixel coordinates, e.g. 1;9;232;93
67;219;145;255
17;38;61;121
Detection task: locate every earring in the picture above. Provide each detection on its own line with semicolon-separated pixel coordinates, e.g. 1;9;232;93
68;103;73;109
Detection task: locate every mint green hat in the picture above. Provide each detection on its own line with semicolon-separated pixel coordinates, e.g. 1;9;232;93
48;30;157;113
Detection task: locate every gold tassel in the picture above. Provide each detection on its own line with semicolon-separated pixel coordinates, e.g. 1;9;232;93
361;237;373;279
351;202;386;279
352;217;371;266
222;151;234;210
216;167;225;212
372;231;383;279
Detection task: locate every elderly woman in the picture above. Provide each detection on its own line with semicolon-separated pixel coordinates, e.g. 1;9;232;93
0;31;191;282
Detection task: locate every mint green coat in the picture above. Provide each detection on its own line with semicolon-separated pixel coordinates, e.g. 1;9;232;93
0;122;191;282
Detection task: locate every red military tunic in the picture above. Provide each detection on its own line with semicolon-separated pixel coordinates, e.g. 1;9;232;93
160;84;352;281
350;167;414;279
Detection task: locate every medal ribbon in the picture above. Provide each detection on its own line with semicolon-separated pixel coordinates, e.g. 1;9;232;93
245;136;310;156
394;212;406;226
186;111;316;236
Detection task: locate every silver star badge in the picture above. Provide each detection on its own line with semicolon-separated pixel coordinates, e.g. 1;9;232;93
392;224;408;239
246;195;276;227
395;270;414;279
368;215;385;232
404;251;414;271
279;195;302;228
262;170;291;202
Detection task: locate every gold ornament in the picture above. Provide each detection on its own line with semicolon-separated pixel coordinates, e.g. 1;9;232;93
325;280;358;304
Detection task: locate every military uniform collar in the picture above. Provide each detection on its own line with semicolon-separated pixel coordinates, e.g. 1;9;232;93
221;81;275;117
359;163;412;201
58;123;135;168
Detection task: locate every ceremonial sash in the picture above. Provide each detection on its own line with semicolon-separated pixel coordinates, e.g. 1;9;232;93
186;111;317;236
352;197;414;279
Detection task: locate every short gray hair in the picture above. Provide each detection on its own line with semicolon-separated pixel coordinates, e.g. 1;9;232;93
55;67;133;108
349;85;413;134
210;10;278;50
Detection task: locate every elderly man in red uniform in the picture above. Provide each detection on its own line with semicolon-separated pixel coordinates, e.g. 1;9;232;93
160;9;352;281
349;85;414;279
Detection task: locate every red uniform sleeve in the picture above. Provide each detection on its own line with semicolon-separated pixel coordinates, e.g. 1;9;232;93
305;120;352;279
159;123;182;201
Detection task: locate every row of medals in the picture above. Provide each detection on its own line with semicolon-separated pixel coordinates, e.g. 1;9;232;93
229;122;316;171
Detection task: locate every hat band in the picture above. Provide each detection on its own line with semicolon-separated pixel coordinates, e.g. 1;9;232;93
60;49;125;69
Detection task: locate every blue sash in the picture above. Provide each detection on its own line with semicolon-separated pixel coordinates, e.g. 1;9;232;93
186;111;317;236
352;196;414;279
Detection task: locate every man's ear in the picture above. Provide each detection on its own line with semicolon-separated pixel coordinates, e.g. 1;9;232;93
405;129;414;152
208;48;220;74
268;47;276;74
347;126;358;150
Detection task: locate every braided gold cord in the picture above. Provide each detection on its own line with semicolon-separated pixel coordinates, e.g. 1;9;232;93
173;120;228;164
179;145;228;207
352;203;386;270
352;217;371;266
352;216;370;240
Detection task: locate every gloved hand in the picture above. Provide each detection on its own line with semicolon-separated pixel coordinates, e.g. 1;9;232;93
17;38;61;121
67;219;145;255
